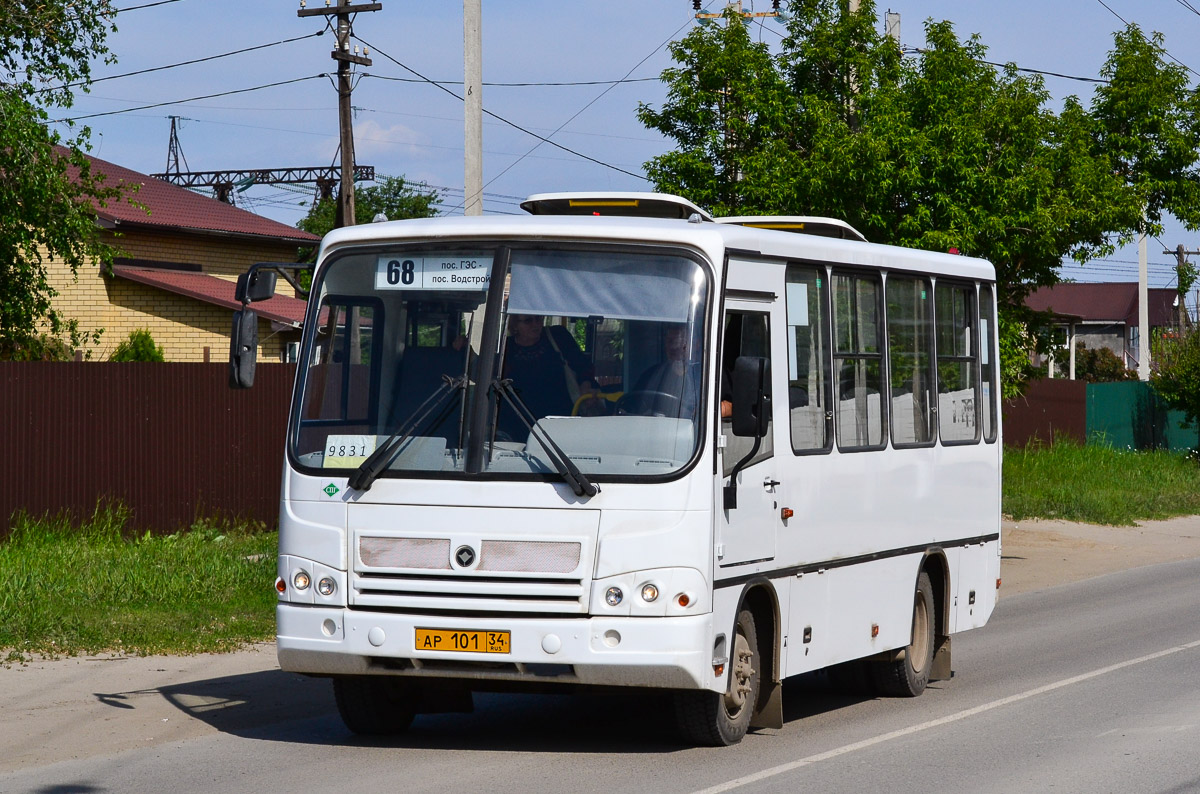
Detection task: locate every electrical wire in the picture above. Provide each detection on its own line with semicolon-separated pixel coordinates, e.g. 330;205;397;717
41;32;324;93
361;75;659;88
355;37;644;180
114;0;184;12
1093;0;1200;78
52;75;327;123
461;12;694;204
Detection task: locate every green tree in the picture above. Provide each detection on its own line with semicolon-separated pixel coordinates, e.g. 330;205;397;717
298;175;441;242
1152;330;1200;427
638;1;1199;397
1;1;125;359
109;329;165;362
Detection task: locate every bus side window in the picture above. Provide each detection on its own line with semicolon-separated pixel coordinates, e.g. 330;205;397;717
785;265;832;453
935;281;980;444
833;271;885;450
980;283;998;443
886;274;936;446
721;310;773;477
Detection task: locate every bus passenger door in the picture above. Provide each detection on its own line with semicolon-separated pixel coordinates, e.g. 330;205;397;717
717;302;782;568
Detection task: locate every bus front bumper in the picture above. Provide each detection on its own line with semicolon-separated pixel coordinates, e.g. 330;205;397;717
277;604;718;691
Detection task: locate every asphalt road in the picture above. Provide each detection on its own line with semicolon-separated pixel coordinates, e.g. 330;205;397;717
4;559;1200;794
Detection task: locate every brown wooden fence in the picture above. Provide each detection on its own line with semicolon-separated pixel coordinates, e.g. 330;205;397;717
1;362;296;537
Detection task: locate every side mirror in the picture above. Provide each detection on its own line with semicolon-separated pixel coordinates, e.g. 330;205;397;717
235;269;277;303
228;309;259;389
730;355;770;437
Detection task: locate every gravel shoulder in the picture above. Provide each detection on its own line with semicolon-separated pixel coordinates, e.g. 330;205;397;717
5;516;1200;774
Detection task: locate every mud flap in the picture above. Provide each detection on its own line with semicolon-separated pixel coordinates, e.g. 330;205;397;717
750;677;784;729
929;635;952;682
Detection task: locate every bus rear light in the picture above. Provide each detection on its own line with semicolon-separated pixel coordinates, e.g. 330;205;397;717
275;577;286;594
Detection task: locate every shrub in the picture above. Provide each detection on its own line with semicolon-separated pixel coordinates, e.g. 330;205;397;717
109;329;165;362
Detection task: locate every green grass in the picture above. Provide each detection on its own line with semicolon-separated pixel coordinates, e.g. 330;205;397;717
1004;441;1200;525
0;505;277;661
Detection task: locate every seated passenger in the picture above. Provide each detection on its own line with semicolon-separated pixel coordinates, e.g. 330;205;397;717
498;314;594;440
631;324;701;418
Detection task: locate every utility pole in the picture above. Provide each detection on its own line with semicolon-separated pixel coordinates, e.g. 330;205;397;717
1164;244;1200;330
464;0;483;216
1138;225;1149;379
298;0;381;228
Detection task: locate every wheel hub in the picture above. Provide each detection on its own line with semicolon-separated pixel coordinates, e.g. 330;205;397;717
723;633;756;714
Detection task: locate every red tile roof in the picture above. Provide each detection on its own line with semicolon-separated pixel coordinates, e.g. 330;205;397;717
112;266;308;327
72;150;320;245
1026;283;1179;327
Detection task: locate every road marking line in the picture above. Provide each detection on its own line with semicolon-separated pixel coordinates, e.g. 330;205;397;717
691;639;1200;794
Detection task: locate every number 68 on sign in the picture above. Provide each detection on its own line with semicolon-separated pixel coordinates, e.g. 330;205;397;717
375;254;492;291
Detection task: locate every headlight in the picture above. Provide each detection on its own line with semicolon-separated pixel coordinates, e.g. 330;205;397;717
317;576;336;596
605;586;623;606
640;583;659;603
293;570;311;590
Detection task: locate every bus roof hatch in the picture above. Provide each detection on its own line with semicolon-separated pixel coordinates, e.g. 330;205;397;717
520;192;714;222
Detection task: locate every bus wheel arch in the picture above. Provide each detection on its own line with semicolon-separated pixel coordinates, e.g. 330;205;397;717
920;550;953;682
674;580;781;745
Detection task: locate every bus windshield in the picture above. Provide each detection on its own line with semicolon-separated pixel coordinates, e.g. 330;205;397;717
291;244;711;482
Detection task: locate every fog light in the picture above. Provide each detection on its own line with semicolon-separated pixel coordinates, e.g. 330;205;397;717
605;586;623;606
317;577;336;596
293;570;311;590
640;583;659;602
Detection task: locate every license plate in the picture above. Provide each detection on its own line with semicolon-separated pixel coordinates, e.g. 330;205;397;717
415;628;511;654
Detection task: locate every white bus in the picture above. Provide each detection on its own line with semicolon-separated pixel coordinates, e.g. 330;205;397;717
231;193;1001;746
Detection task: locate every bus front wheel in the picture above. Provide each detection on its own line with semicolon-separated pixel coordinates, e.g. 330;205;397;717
873;571;935;697
674;608;760;746
332;675;416;735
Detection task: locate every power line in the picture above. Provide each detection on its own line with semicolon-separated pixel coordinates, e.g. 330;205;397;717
52;75;327;123
41;32;324;93
363;74;659;88
114;0;184;12
1093;0;1200;78
356;37;643;180
465;12;694;201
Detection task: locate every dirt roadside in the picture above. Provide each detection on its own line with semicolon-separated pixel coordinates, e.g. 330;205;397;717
4;516;1200;774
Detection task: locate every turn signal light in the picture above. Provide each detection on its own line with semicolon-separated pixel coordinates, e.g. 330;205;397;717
996;578;1002;590
677;593;691;608
275;577;286;594
781;507;794;520
871;623;880;638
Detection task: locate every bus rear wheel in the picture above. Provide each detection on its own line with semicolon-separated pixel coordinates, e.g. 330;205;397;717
873;571;935;697
674;608;760;746
332;675;416;735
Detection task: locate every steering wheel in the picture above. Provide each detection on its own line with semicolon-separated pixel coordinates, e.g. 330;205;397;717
615;390;681;417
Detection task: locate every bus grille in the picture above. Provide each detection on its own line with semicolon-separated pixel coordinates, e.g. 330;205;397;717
351;536;588;614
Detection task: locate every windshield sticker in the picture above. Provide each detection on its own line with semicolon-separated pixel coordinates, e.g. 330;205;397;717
324;434;378;468
375;254;492;291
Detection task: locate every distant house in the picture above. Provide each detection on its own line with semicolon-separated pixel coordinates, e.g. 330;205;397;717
49;151;320;362
1025;282;1185;377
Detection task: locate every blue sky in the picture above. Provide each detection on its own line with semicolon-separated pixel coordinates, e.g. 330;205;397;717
51;0;1200;295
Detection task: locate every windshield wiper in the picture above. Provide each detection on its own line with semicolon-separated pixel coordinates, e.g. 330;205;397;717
491;377;598;498
348;374;468;492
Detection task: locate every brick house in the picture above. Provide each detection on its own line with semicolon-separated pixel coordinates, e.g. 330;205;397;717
49;152;320;362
